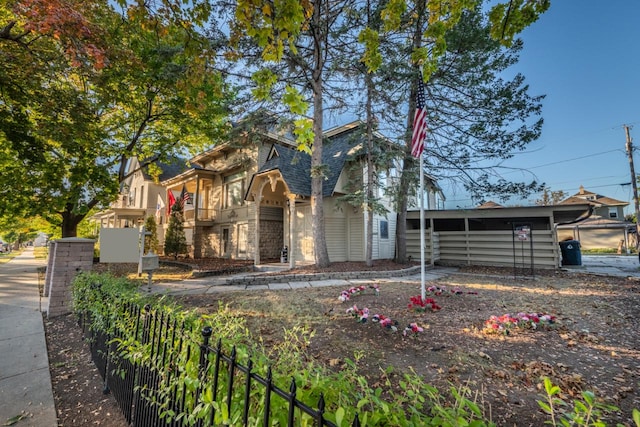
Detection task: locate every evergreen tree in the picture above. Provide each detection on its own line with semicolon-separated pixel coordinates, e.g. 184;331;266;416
143;216;160;254
163;204;187;259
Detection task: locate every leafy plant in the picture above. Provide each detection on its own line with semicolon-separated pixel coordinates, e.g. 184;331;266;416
537;377;633;427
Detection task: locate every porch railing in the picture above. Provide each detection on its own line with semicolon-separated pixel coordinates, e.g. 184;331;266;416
182;208;218;222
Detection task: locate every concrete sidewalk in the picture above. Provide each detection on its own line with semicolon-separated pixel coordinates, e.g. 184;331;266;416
0;248;56;427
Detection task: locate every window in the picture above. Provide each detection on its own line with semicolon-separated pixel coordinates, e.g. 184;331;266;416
221;227;230;256
380;220;389;239
377;170;388;197
128;188;136;207
609;207;618;219
224;171;245;208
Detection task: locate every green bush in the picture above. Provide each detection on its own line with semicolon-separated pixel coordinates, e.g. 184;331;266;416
70;273;520;426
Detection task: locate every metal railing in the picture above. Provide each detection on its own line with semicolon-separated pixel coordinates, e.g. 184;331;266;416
181;208;218;222
79;302;361;426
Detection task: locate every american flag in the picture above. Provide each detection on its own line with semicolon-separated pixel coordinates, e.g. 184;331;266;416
179;185;191;208
411;78;428;158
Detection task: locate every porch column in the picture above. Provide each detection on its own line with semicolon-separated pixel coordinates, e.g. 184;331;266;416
288;194;296;269
429;217;435;267
254;194;262;265
194;176;200;221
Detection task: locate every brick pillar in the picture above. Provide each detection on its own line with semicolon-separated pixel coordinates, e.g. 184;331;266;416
46;238;95;318
43;241;57;297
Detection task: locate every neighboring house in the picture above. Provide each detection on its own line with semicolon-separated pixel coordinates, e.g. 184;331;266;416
159;121;444;266
557;185;633;251
33;232;49;247
558;185;628;219
477;201;504;209
407;172;446;210
92;157;187;238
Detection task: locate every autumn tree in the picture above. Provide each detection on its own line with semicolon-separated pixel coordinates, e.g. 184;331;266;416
0;0;232;237
536;188;567;206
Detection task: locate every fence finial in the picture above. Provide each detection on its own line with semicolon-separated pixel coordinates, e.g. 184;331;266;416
202;325;213;338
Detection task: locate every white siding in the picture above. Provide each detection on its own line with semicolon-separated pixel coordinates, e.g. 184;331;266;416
326;217;347;262
295;206;314;262
348;217;364;261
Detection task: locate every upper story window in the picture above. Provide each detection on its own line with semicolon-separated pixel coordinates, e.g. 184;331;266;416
609;207;618;218
128;188;136;207
377;170;388;198
224;171;246;208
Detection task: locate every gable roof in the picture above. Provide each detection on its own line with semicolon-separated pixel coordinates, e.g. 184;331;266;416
128;156;189;182
559;185;628;207
252;125;361;197
477;201;504;209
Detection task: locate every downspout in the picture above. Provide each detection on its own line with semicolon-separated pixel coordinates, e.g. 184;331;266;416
553;206;594;267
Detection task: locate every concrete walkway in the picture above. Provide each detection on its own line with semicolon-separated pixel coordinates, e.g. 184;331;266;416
0;248;55;427
148;266;462;296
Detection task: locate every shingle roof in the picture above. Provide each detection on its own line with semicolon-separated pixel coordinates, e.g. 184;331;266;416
255;129;360;197
560;188;628;207
477;201;504;209
140;157;189;182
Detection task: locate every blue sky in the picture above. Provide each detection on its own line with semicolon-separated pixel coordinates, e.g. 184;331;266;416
442;1;640;213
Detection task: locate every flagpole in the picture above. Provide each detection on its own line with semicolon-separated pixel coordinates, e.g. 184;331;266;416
419;153;426;300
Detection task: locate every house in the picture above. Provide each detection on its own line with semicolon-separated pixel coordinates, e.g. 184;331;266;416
158;121;444;266
92;157;187;234
556;185;634;251
558;185;628;219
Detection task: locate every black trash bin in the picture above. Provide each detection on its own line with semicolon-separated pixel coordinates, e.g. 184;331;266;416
559;240;582;266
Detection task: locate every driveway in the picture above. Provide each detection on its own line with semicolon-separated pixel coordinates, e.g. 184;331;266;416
573;254;640;277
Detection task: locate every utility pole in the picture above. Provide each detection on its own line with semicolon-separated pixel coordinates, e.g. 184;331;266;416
624;124;640;258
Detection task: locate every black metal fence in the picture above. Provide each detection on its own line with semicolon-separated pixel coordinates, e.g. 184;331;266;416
79;302;362;426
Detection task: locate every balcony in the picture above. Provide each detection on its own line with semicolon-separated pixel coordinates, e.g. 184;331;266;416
183;208;219;222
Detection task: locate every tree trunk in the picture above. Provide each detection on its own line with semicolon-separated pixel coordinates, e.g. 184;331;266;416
365;73;374;267
395;1;425;264
311;86;330;267
395;157;411;263
61;204;82;238
310;0;330;268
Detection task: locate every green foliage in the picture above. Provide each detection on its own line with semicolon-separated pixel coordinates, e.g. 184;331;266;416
73;273;640;426
488;0;551;46
71;272;145;332
72;271;502;426
536;188;568;206
0;1;231;237
163;203;188;259
143;216;160;254
537;377;631;427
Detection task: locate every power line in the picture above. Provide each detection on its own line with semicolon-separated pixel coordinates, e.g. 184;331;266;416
523;149;622;170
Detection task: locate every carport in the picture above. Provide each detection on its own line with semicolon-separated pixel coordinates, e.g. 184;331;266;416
406;204;591;269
